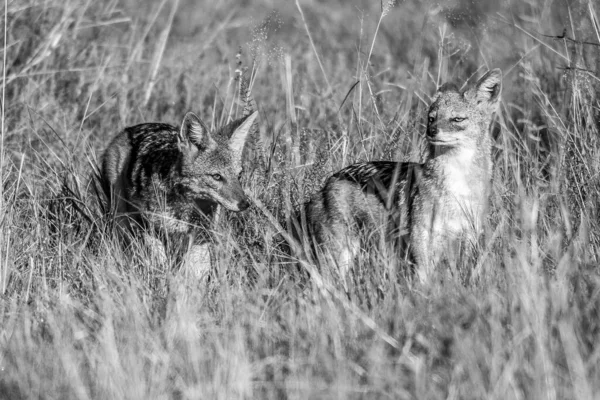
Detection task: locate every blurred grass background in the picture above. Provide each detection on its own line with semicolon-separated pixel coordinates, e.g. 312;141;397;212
0;0;599;398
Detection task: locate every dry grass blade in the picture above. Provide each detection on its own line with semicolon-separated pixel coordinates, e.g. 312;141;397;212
558;319;593;400
0;0;7;295
295;0;332;94
143;0;180;107
338;80;360;113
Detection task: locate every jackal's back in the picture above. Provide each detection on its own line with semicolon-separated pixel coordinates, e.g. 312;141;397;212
102;123;184;226
305;161;421;251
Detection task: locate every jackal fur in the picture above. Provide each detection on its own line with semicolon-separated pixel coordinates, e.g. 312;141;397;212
101;110;258;275
304;69;502;282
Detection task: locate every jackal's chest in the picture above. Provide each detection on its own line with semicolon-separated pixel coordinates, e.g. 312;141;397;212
415;185;485;243
431;196;482;239
136;194;215;235
423;159;487;238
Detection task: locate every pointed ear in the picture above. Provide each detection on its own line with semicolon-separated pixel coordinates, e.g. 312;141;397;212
179;112;212;150
473;68;502;110
229;111;258;155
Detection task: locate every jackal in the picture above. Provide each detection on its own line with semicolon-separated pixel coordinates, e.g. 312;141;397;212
101;110;258;275
304;69;502;283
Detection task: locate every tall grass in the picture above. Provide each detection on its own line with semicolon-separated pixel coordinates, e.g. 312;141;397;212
0;0;599;398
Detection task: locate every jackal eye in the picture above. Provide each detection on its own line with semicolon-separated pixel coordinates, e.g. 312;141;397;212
210;173;223;181
451;117;467;123
428;116;435;124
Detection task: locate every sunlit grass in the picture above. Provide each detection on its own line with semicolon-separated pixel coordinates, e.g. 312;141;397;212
0;0;598;398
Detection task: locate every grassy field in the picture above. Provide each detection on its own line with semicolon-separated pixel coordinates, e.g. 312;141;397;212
1;0;599;398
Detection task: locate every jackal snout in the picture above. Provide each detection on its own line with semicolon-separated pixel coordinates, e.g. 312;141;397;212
211;179;251;212
426;118;437;139
237;196;251;211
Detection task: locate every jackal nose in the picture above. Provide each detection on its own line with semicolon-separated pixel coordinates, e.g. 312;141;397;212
427;124;437;138
237;197;251;211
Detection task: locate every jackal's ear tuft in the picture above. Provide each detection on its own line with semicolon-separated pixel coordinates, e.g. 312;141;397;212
474;68;502;109
229;111;258;157
179;112;211;150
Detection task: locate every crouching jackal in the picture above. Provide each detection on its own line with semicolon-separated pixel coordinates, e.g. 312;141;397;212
305;69;502;283
101;110;258;275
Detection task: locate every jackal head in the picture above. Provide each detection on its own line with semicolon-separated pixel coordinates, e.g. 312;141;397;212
177;111;258;212
426;69;502;151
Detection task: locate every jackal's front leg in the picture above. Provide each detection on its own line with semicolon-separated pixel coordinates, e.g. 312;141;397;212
184;242;212;280
410;228;435;284
143;232;168;265
322;228;358;293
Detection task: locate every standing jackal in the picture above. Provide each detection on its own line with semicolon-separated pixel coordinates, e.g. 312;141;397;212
304;69;502;283
101;110;258;274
